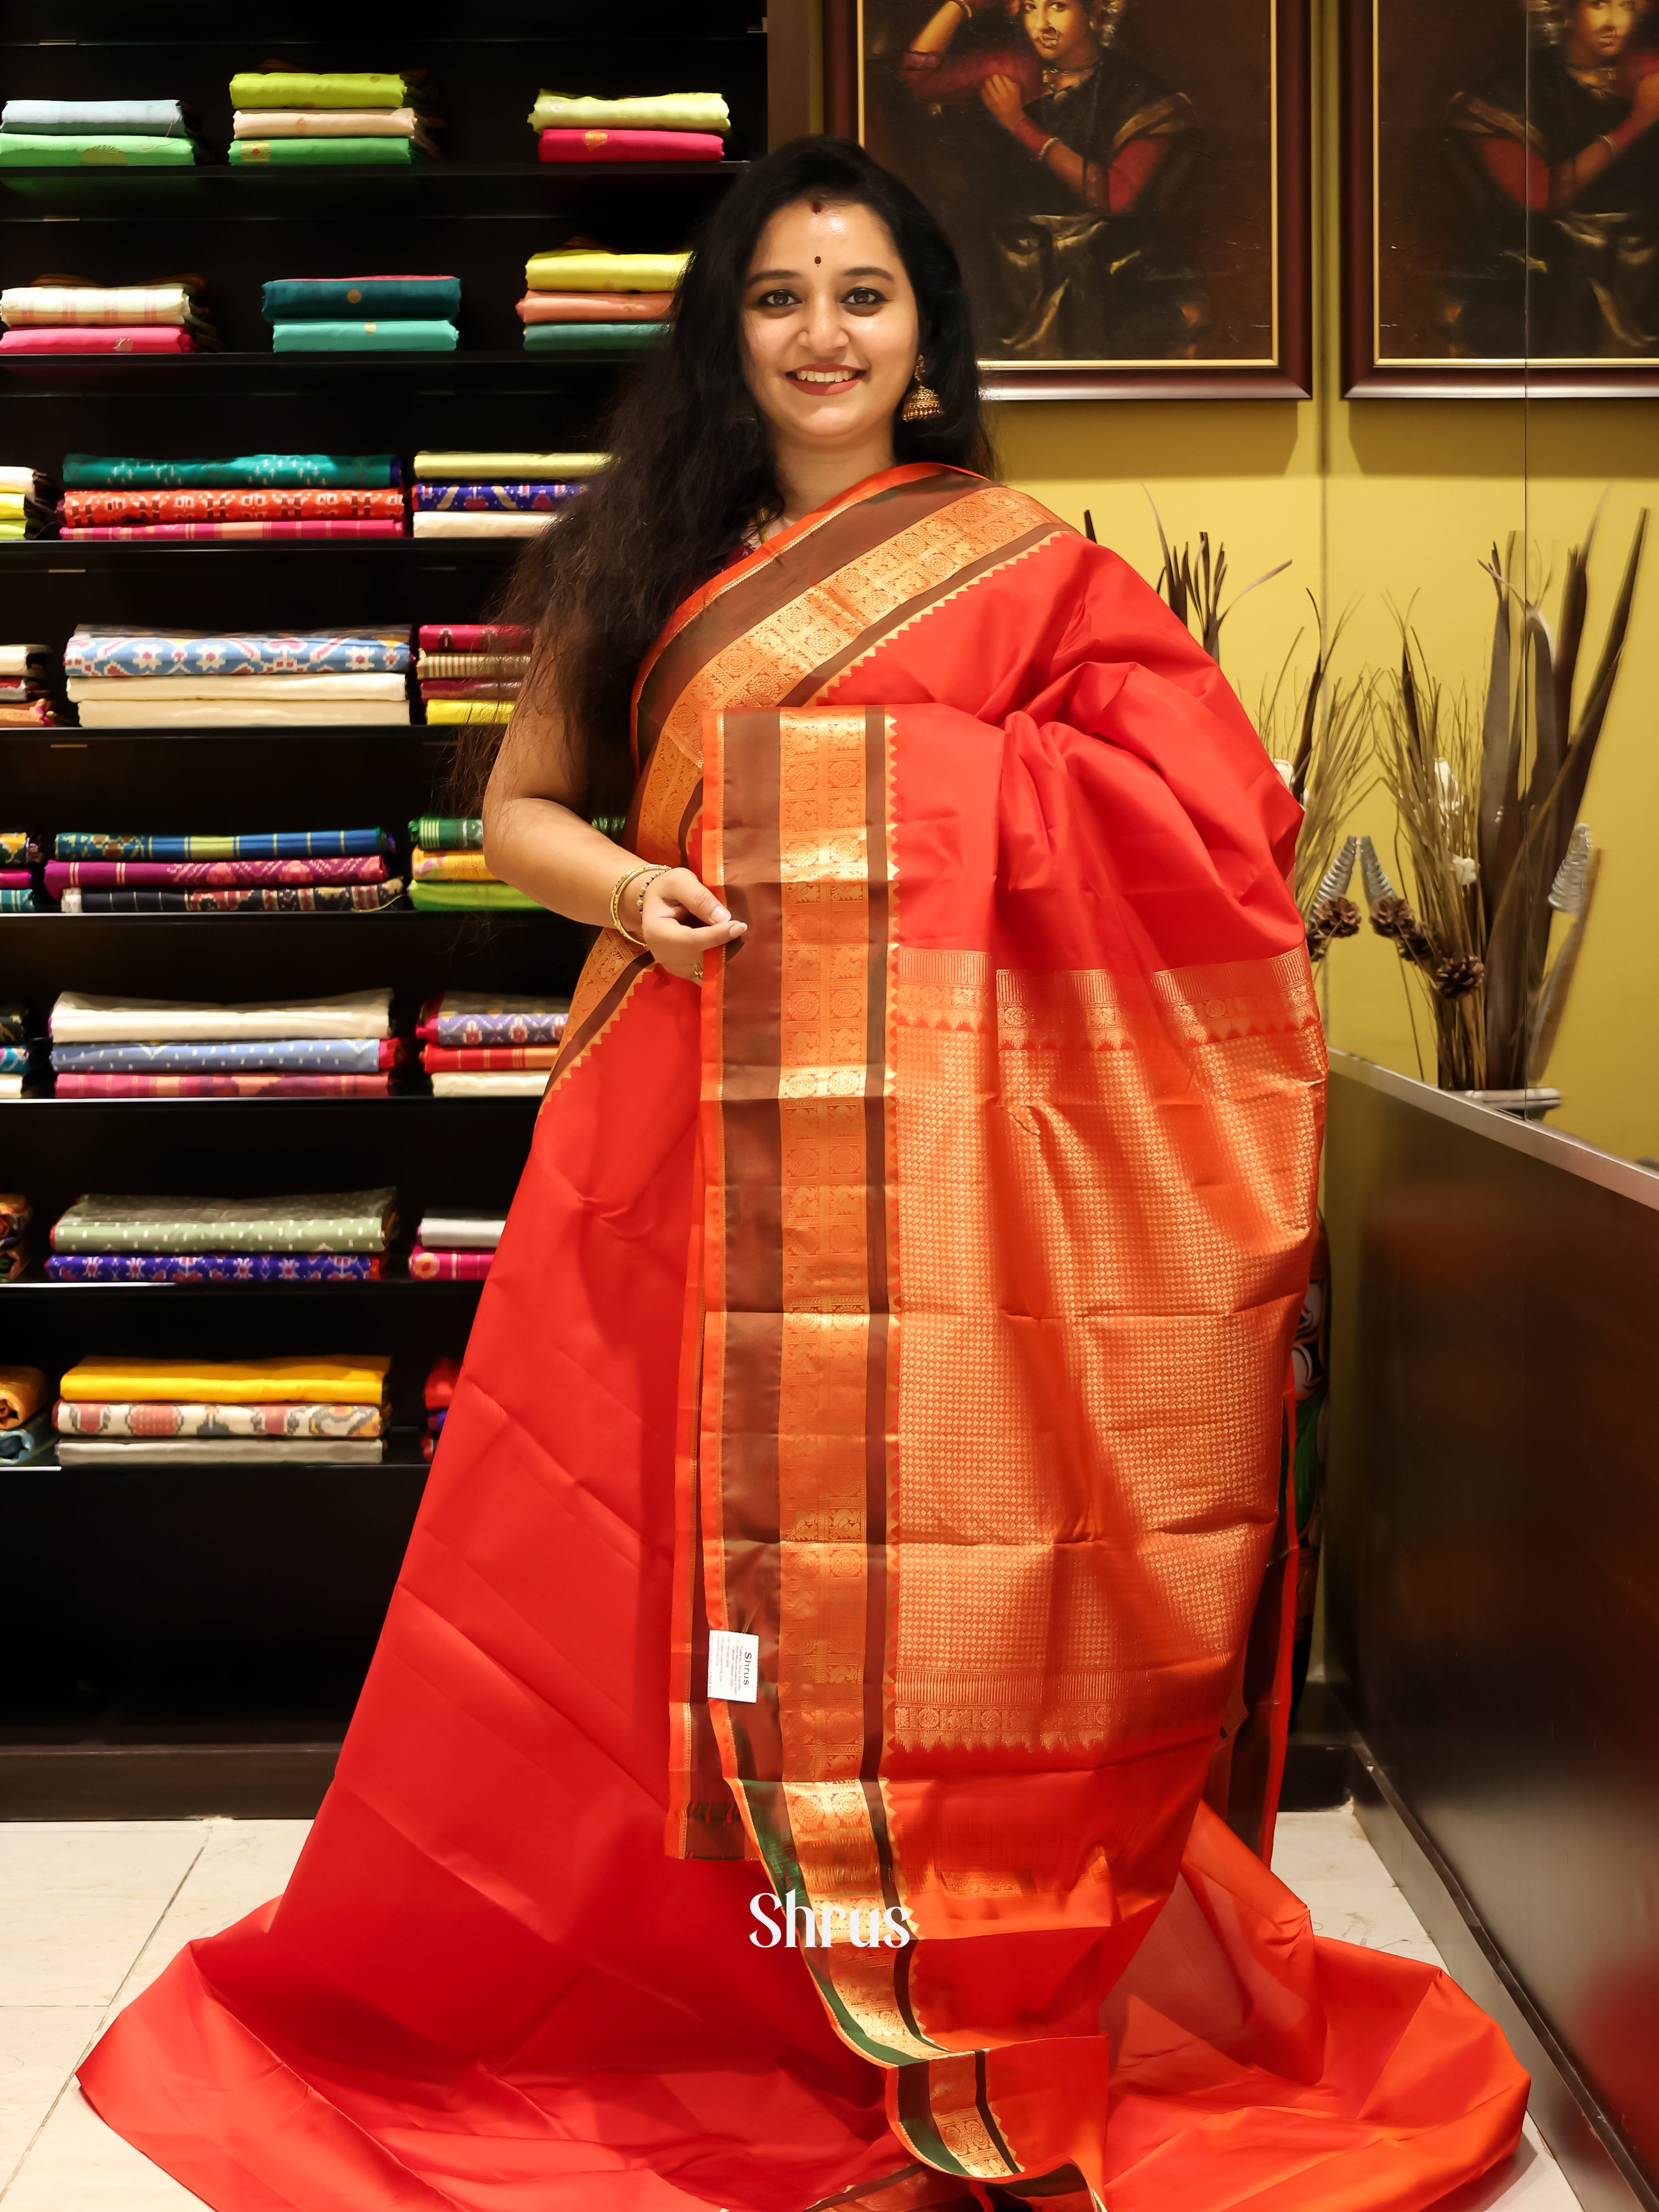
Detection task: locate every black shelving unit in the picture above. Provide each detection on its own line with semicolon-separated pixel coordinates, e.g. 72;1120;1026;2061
1;0;764;1813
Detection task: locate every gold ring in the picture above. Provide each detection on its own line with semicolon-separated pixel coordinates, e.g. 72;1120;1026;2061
692;960;704;985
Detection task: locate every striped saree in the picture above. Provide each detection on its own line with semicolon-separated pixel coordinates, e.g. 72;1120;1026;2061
78;465;1527;2212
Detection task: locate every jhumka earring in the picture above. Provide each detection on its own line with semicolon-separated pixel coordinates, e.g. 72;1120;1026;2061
899;354;943;422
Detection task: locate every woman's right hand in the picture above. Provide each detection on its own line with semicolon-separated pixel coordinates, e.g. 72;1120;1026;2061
637;866;748;983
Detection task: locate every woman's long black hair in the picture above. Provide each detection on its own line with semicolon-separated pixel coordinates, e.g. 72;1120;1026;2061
468;135;992;818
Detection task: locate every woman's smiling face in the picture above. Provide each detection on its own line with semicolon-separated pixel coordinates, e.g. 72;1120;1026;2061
741;198;921;460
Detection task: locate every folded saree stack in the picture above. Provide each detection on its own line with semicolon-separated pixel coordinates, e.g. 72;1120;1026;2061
263;275;459;356
411;451;602;538
0;465;57;540
0;275;216;356
0;98;202;171
415;623;528;723
0;1003;39;1090
527;89;728;166
0;644;59;724
421;1354;459;1459
407;818;531;912
47;1187;398;1284
229;72;438;168
415;990;565;1093
0;1192;31;1278
47;831;402;915
59;451;405;540
0;1365;52;1464
520;248;685;353
64;625;411;725
54;1355;391;1466
0;832;45;913
48;987;400;1096
410;1211;503;1282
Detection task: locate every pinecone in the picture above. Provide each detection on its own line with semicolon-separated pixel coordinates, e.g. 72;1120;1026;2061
1434;954;1485;1000
1320;895;1361;939
1370;895;1434;964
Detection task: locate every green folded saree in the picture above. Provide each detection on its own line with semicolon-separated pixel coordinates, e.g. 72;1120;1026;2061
522;321;668;353
0;134;197;167
272;321;458;352
409;881;537;911
409;816;483;850
230;138;427;167
229;72;409;110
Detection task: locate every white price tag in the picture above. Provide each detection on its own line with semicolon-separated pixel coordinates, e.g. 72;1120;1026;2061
707;1629;760;1704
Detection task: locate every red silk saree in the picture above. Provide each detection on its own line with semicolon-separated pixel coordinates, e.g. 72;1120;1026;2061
78;465;1527;2212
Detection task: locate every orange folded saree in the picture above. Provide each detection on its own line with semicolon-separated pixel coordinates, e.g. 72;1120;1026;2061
78;464;1528;2212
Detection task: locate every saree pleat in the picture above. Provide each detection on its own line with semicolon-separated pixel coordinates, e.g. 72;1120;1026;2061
78;465;1527;2212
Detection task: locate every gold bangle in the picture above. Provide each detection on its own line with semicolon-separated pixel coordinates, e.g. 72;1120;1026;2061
1036;134;1058;163
610;862;667;946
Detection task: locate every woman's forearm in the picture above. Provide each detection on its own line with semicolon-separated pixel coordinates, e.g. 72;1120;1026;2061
482;791;645;933
909;0;969;57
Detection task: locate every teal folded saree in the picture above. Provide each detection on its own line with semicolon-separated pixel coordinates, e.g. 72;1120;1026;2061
522;322;668;353
64;454;399;489
272;321;458;353
262;276;460;320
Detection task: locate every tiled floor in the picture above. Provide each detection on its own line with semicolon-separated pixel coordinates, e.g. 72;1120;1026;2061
0;1807;1581;2209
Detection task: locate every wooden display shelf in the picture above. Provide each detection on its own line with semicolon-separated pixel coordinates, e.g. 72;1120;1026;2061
0;350;649;394
0;161;748;223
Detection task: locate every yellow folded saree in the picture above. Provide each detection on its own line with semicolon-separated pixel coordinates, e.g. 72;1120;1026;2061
59;1356;390;1405
412;450;607;481
524;251;688;293
527;92;729;133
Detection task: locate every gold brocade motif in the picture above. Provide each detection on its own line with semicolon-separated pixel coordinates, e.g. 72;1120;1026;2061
637;488;1052;866
923;2056;1020;2179
888;947;1323;1759
771;710;942;2063
544;928;648;1100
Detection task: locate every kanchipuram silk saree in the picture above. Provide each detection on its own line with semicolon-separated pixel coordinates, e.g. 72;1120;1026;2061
80;466;1528;2212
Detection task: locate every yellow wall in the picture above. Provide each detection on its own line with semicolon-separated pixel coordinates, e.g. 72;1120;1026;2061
996;0;1659;1165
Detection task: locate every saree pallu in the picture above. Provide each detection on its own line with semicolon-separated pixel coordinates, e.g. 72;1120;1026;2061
78;464;1527;2212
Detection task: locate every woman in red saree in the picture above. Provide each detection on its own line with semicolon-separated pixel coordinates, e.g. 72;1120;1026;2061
78;138;1528;2212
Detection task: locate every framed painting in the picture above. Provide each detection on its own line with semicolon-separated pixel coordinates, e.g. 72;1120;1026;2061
824;0;1311;398
1344;0;1659;396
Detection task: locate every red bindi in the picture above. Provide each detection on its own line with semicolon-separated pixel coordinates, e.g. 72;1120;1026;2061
814;255;821;264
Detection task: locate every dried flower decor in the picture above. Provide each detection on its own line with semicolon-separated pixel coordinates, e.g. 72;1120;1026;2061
1371;511;1644;1091
1254;604;1376;960
1097;503;1375;966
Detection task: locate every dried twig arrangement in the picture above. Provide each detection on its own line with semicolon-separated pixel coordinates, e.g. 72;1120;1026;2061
1254;600;1376;956
1086;501;1291;668
1369;510;1645;1091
